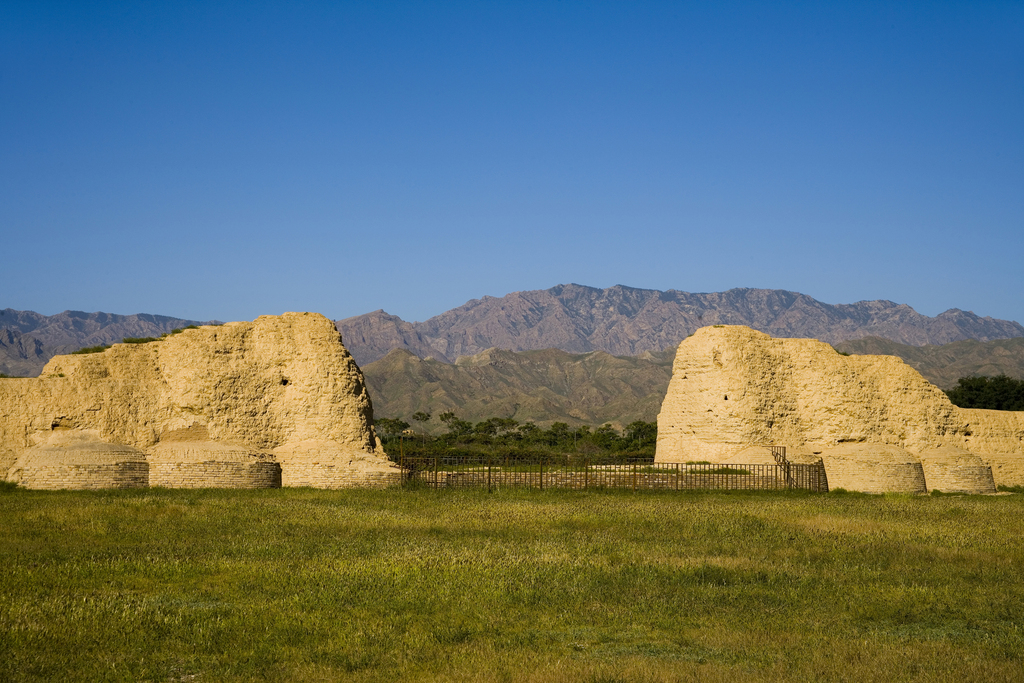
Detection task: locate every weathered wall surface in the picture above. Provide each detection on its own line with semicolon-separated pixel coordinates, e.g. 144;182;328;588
656;326;1024;488
2;313;397;488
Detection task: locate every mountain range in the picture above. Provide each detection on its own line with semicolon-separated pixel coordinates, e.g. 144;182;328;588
336;284;1024;366
5;285;1024;430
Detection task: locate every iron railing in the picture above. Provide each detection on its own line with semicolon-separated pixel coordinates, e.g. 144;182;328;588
399;453;828;493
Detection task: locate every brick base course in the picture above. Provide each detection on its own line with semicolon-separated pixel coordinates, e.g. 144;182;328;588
14;462;149;490
281;463;403;489
149;462;282;489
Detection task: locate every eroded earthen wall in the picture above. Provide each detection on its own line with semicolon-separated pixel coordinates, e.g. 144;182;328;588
656;325;1023;491
2;313;397;489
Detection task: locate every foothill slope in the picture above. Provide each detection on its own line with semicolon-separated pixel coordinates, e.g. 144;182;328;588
362;346;675;430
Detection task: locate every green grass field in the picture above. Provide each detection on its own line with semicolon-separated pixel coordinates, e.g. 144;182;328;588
1;485;1022;682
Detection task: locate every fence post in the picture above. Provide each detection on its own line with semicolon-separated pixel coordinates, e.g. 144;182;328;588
539;456;544;491
584;458;589;490
488;454;493;493
434;454;439;488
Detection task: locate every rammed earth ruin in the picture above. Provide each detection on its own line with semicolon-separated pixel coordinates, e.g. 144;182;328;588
4;317;1023;494
1;313;399;489
656;326;1024;493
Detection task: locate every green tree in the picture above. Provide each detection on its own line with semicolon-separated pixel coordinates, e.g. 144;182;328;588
411;411;431;442
517;422;542;442
439;412;472;438
547;422;571;448
624;421;658;450
946;375;1024;411
591;423;619;450
472;417;521;442
375;418;410;438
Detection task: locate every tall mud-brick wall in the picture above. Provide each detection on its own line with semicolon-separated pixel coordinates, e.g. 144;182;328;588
2;313;400;489
656;325;1024;492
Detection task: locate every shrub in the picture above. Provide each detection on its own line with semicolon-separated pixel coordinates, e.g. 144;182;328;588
71;345;110;355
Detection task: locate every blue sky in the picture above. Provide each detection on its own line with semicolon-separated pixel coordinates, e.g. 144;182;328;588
2;1;1021;325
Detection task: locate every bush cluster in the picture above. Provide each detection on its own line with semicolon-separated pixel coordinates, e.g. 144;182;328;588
945;374;1024;411
68;326;203;354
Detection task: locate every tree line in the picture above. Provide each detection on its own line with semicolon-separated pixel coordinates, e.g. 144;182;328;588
945;375;1024;411
374;412;658;460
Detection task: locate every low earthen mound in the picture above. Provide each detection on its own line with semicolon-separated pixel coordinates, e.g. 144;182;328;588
977;454;1024;489
918;446;996;494
783;446;827;465
274;440;400;489
8;431;148;490
820;444;926;494
147;440;281;489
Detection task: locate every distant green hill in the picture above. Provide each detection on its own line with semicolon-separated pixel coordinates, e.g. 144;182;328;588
362;347;675;431
835;336;1024;389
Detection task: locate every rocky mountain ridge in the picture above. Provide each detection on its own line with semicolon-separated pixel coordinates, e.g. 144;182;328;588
336;284;1024;366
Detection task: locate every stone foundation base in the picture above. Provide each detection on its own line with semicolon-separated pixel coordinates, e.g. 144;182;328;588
13;462;149;490
821;445;927;494
149;462;281;488
921;463;996;493
281;463;402;489
980;454;1024;488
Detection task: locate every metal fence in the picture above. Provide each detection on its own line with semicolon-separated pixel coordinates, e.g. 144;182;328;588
398;454;829;493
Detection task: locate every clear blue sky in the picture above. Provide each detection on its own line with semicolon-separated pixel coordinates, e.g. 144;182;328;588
2;1;1021;324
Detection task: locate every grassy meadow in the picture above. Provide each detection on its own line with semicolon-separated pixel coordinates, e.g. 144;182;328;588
1;484;1022;682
